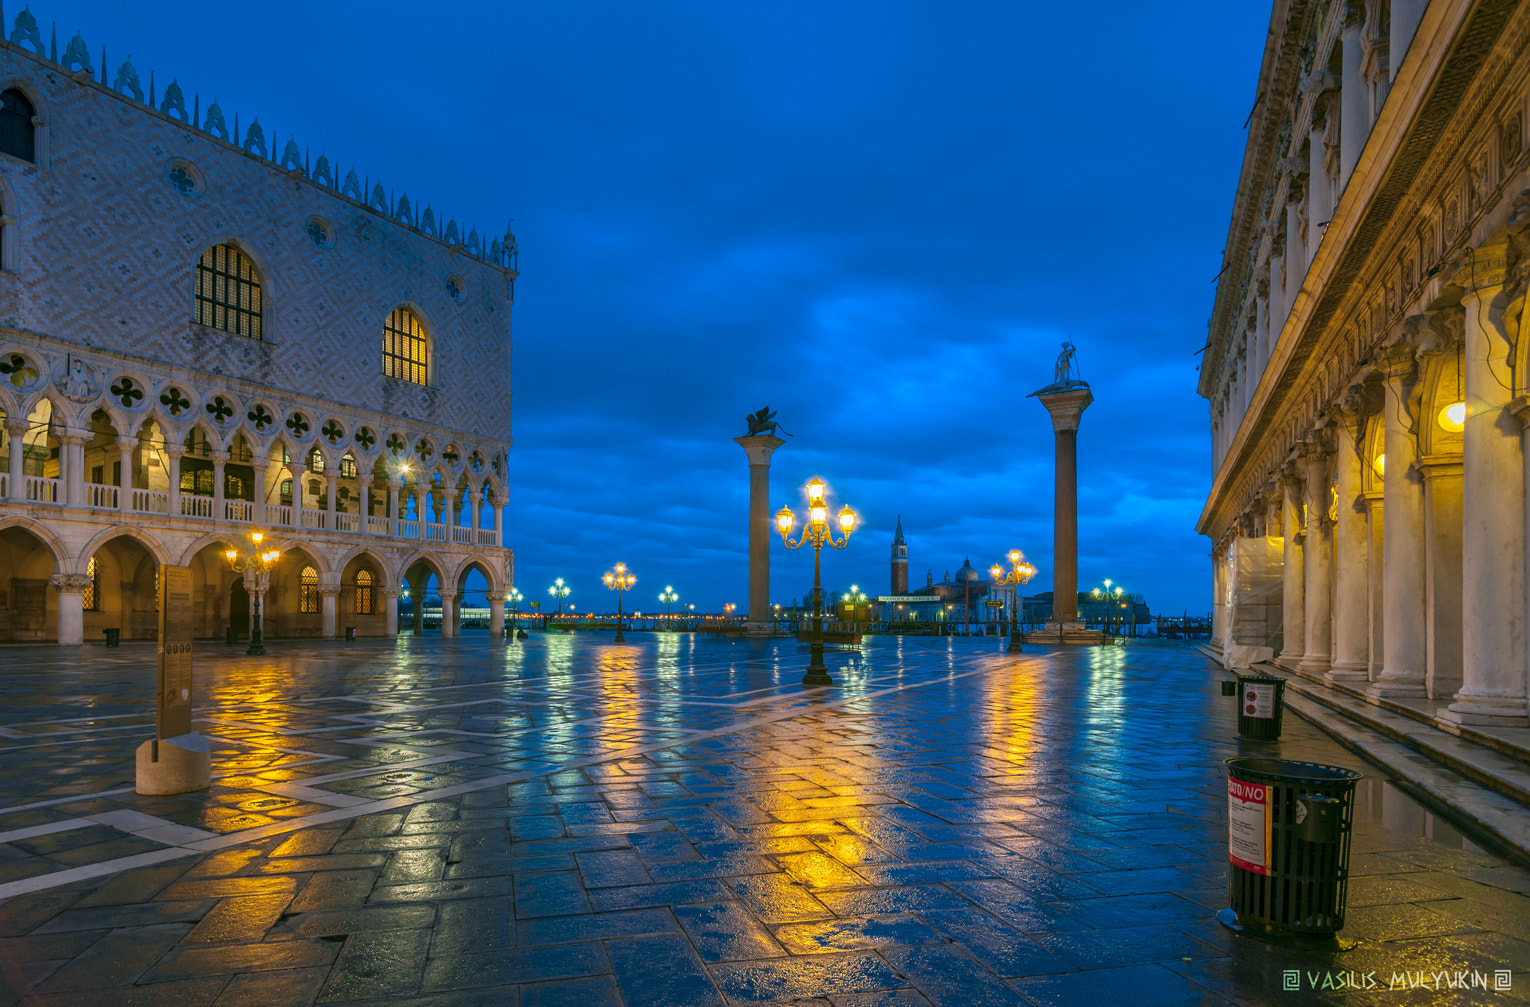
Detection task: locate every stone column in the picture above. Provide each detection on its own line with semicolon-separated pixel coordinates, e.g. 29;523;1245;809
358;475;373;533
1279;468;1306;663
409;572;425;636
165;444;184;518
1308;123;1331;243
1419;458;1463;700
212;450;228;521
51;573;91;646
384;588;400;637
1328;407;1369;681
488;591;505;639
470;488;482;538
1269;249;1286;337
1254;280;1270;378
1445;246;1527;725
1364;492;1385;681
495;502;506;546
1377;341;1432;694
733;434;786;632
439;590;456;638
1339;14;1369;192
325;473;338;531
290;462;307;517
58;431;85;506
117;437;136;513
1300;439;1333;675
415;484;427;540
1285;196;1305;307
320;586;339;638
1036;385;1093;627
251;460;267;527
5;418;26;500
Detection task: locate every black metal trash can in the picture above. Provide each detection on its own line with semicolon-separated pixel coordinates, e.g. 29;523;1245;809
345;626;357;642
104;627;120;647
1235;673;1285;740
1222;758;1362;944
226;626;238;645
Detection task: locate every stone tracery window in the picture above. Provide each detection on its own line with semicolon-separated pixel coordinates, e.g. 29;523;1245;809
355;570;374;615
383;307;428;385
0;88;35;163
196;244;263;339
300;565;319;614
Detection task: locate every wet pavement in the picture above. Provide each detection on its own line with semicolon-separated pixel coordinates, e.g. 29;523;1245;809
0;633;1525;1006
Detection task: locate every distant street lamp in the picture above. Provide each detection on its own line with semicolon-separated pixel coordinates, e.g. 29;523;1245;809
659;586;678;629
724;602;736;621
603;562;636;642
1090;580;1128;635
548;577;571;625
990;550;1037;654
776;476;856;686
224;532;281;656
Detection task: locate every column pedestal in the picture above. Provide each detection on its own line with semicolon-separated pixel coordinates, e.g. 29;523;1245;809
734;434;786;636
440;590;457;638
1328;413;1369;681
384;589;400;638
1279;471;1306;662
51;574;90;645
1299;441;1333;675
488;592;505;639
320;587;339;639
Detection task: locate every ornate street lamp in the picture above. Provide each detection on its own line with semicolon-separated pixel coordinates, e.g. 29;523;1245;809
603;562;636;642
659;586;678;629
990;550;1037;654
724;602;736;621
1090;580;1127;635
776;475;856;686
548;578;571;625
224;532;281;656
506;587;523;633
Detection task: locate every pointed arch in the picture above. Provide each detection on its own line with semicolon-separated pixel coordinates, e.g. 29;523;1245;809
337;544;392;589
0;514;66;570
269;537;331;579
192;237;273;341
75;524;172;575
453;554;504;595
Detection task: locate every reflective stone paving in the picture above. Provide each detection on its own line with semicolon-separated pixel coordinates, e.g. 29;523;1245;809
0;635;1526;1005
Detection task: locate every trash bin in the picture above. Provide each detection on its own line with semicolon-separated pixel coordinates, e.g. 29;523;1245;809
226;626;238;645
345;626;357;642
104;627;120;647
1235;673;1285;740
1220;758;1362;946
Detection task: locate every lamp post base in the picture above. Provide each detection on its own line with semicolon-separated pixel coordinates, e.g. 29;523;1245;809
802;667;833;687
1007;632;1023;654
614;629;625;642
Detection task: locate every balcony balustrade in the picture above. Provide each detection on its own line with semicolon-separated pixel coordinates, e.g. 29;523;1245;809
4;483;501;547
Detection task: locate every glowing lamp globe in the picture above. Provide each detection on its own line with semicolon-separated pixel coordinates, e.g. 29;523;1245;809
1438;402;1466;432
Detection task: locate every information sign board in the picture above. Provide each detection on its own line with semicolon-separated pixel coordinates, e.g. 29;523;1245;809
1227;777;1271;874
157;564;194;739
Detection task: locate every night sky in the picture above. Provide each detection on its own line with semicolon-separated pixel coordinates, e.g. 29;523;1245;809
61;1;1268;617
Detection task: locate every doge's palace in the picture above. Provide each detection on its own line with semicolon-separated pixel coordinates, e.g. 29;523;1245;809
1201;0;1530;727
0;9;518;645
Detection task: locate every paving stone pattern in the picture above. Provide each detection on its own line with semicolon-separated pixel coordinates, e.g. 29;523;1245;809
0;635;1526;1006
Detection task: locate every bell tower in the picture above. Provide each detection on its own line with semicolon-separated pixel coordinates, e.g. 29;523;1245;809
890;515;908;595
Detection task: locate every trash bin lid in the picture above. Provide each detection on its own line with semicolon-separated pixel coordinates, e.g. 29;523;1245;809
1236;674;1285;684
1226;758;1362;783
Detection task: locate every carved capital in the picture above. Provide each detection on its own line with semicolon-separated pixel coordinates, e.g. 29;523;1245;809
211;450;231;465
115;437;138;452
383;588;401;599
1448;241;1512;294
50;573;94;594
319;586;341;598
4;418;29;435
487;591;506;604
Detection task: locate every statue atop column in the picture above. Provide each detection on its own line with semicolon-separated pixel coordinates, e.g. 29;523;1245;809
1039;339;1087;392
745;406;792;438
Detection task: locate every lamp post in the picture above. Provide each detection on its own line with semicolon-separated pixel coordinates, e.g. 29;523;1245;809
224;532;281;657
548;578;570;628
724;602;736;623
989;550;1037;654
603;563;636;642
506;587;523;634
775;475;856;686
659;586;678;630
1090;581;1126;635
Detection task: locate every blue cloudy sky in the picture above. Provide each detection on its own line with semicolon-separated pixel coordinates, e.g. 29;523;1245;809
65;1;1268;616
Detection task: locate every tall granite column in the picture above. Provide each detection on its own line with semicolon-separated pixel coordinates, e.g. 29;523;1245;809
734;434;786;634
1036;385;1093;627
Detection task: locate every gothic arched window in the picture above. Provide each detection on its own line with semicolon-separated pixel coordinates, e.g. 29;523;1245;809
195;244;263;339
299;565;319;613
383;307;428;385
0;89;35;163
355;570;374;615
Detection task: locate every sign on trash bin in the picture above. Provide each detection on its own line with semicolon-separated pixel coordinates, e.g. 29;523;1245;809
1227;776;1270;875
1243;682;1276;719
